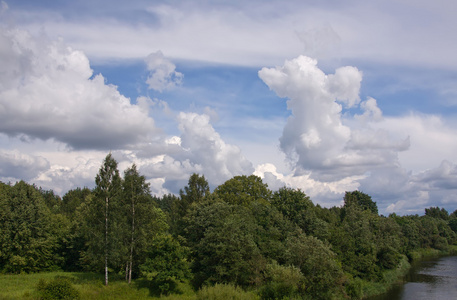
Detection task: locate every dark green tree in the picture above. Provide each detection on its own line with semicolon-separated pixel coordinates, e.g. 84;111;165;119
122;164;168;283
213;175;271;206
372;216;402;270
331;206;378;279
39;188;62;213
249;201;296;264
343;190;378;215
140;234;190;295
425;206;449;220
0;181;59;273
284;232;344;299
180;173;210;205
271;187;313;224
172;174;210;236
449;218;457;233
271;187;328;239
61;187;91;219
186;201;264;288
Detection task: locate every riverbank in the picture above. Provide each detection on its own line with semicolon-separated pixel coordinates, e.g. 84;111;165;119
361;245;457;299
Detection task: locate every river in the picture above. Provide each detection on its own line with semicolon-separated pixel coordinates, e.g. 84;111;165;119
368;256;457;300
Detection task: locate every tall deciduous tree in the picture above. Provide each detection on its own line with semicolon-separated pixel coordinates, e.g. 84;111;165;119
91;153;122;286
172;173;210;236
123;164;167;283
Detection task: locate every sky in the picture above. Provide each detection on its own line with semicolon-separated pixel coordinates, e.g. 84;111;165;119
1;0;457;215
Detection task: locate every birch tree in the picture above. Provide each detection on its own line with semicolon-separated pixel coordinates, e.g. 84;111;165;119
123;164;148;283
93;153;122;286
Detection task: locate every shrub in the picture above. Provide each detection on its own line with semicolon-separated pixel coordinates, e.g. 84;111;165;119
344;276;363;300
36;277;80;300
259;262;304;300
140;234;190;295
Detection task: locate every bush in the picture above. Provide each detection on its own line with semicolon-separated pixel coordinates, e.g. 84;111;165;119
344;276;363;300
140;234;190;295
36;277;80;300
197;283;259;300
259;262;304;300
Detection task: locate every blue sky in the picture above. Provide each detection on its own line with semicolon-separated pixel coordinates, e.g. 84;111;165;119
1;0;457;215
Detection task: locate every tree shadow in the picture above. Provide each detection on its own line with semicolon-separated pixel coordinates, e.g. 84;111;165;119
134;278;182;297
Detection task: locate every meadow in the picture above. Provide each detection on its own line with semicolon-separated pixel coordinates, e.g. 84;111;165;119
0;272;194;300
0;272;261;300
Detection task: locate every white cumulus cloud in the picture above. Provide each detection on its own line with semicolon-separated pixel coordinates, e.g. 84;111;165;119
145;50;183;92
259;55;407;181
0;26;156;150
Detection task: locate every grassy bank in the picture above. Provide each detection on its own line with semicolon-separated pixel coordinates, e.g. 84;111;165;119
409;245;457;261
360;245;457;299
359;255;411;299
0;272;259;300
0;272;197;300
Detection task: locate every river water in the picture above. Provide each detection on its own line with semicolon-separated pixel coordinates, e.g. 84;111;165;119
368;256;457;300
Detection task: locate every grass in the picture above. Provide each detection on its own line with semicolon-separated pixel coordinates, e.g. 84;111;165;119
360;255;411;298
0;272;197;300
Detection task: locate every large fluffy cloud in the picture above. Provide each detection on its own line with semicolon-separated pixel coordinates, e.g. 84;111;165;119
0;26;156;150
139;112;254;192
258;56;408;181
256;56;457;214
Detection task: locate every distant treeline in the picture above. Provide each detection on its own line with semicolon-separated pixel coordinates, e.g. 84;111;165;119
1;153;457;299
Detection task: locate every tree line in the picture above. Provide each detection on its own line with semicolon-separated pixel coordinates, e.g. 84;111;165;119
1;153;457;299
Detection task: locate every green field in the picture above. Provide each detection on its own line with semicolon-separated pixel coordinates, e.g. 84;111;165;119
0;272;198;300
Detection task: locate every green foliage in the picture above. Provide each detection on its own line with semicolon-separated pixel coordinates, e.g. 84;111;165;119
172;174;210;236
331;206;378;279
271;187;329;240
123;164;167;282
449;218;457;233
140;234;190;295
271;187;313;223
61;187;91;219
214;175;271;206
79;154;125;286
39;188;62;213
373;217;402;270
37;277;80;300
155;193;180;229
343;190;378;215
188;203;264;288
418;216;455;250
343;276;363;300
284;233;343;299
197;284;258;300
0;181;60;273
259;261;304;300
180;174;210;205
248;202;296;264
425;206;449;220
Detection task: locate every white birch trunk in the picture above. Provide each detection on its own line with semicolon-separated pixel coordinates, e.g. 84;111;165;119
105;196;109;286
128;186;135;284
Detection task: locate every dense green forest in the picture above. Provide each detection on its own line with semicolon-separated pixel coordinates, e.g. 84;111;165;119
1;153;457;299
